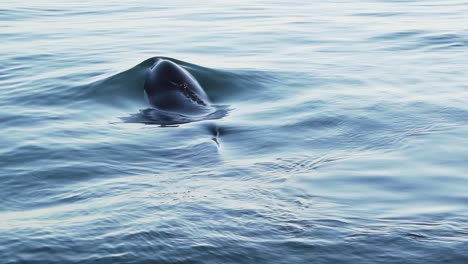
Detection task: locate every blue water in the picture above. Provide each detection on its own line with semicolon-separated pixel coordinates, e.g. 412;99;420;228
1;1;468;263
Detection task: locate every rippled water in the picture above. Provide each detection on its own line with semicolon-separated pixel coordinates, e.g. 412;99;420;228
1;0;468;263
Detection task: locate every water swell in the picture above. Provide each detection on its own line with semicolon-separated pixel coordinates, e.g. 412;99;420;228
75;56;276;109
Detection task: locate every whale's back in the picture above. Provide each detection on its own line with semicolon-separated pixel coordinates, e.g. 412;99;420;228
144;59;210;115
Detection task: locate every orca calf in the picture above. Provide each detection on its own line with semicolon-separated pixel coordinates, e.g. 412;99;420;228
144;59;211;115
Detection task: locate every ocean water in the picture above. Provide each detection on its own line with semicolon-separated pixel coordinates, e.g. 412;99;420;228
1;0;468;263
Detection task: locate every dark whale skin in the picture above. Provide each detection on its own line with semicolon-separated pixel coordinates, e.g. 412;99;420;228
144;59;211;115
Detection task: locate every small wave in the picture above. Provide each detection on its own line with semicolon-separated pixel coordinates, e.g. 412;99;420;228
370;30;466;51
371;30;426;41
353;12;406;17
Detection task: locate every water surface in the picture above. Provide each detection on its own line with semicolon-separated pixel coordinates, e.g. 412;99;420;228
1;0;468;263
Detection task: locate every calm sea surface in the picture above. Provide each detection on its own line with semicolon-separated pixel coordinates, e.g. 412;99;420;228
1;0;468;263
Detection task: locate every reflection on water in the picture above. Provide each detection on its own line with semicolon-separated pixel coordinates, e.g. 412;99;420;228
119;105;230;126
